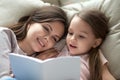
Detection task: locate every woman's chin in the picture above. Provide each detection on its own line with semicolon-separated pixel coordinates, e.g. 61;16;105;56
33;47;42;52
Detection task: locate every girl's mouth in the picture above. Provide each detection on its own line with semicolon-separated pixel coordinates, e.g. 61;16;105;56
69;44;77;48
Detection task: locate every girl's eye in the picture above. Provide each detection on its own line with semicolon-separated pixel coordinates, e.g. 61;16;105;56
79;35;85;38
68;32;73;35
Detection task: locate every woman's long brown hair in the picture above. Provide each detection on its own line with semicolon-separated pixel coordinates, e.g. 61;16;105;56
76;9;109;80
10;6;68;42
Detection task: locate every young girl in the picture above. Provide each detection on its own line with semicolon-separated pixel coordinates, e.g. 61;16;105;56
0;5;68;79
58;9;116;80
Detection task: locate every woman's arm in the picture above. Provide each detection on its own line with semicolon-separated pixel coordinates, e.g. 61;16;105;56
102;63;116;80
0;27;18;77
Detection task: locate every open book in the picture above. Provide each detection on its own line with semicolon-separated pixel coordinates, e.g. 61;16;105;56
9;53;80;80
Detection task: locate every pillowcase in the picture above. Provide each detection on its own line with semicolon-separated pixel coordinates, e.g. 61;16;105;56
42;0;60;6
62;0;120;79
0;0;50;27
101;23;120;79
100;0;120;79
61;0;104;21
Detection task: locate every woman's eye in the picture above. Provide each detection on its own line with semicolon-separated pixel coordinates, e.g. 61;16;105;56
53;37;58;42
43;25;49;32
53;38;57;42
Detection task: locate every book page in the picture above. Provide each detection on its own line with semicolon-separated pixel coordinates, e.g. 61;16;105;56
9;54;80;80
43;56;80;80
9;54;44;80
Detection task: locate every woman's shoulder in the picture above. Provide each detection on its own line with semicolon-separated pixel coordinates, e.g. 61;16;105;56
0;27;20;54
0;27;17;48
0;27;14;35
0;27;15;38
0;27;10;31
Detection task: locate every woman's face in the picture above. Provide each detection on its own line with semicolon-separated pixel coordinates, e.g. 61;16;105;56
23;21;64;54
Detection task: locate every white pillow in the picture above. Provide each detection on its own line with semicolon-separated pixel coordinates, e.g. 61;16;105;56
61;0;104;21
0;0;50;27
42;0;60;6
101;23;120;79
100;0;120;79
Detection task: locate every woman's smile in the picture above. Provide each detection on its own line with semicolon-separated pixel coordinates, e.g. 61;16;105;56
37;37;45;48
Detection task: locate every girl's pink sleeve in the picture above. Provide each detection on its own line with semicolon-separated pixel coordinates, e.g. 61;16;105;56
57;46;69;57
99;50;108;65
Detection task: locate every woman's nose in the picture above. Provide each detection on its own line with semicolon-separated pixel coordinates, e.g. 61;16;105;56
44;36;55;47
44;35;53;44
43;36;48;46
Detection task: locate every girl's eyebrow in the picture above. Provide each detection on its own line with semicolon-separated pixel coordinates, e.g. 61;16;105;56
69;28;88;34
80;31;88;34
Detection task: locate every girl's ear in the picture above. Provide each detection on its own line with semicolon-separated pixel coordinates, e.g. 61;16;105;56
93;38;102;48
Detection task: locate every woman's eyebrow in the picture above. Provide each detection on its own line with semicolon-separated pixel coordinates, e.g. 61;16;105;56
46;23;52;31
46;23;61;39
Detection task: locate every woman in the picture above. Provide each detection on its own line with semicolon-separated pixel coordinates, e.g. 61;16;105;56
0;5;68;79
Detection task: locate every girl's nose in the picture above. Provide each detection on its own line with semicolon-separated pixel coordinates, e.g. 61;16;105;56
70;35;77;43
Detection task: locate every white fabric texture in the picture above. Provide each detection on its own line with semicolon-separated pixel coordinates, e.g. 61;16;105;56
0;0;50;27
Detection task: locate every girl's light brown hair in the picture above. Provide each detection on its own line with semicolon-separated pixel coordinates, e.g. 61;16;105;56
76;9;109;80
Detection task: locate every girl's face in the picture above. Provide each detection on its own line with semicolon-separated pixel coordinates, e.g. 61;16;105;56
23;21;64;54
66;16;101;56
